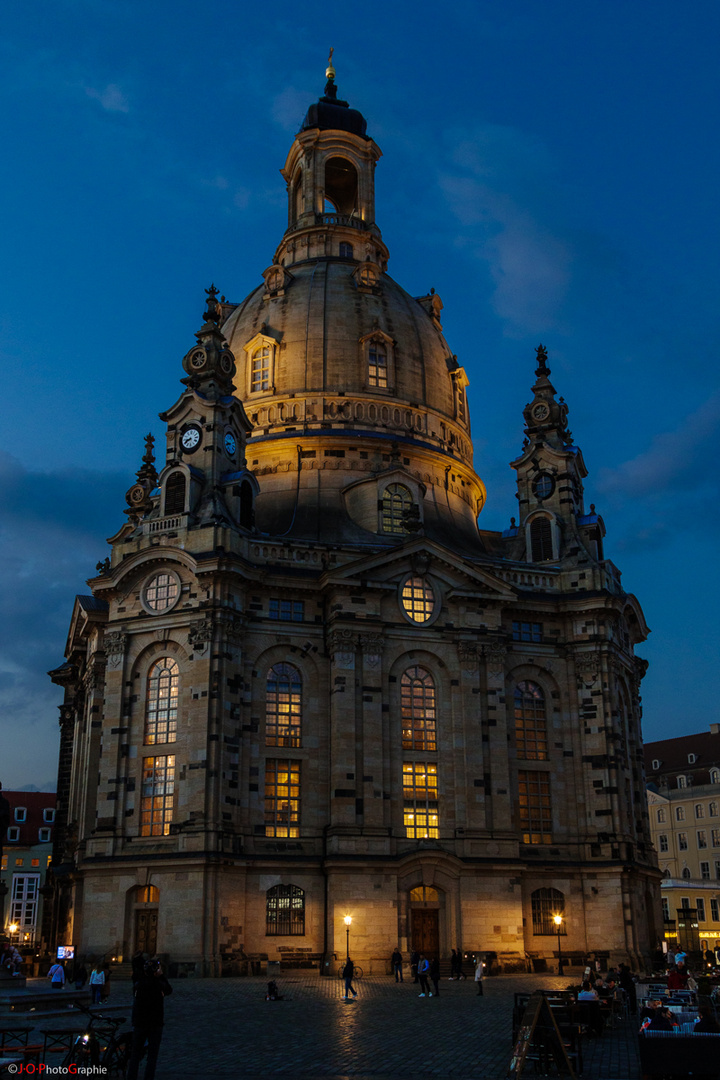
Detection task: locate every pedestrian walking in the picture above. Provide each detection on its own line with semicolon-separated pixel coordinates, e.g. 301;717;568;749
410;949;420;983
342;957;358;999
429;956;440;997
475;956;484;996
391;947;403;982
417;954;431;996
48;960;65;989
126;958;173;1080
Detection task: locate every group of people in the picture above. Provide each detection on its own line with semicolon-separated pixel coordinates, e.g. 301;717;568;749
45;958;110;1001
1;943;23;976
386;947;484;998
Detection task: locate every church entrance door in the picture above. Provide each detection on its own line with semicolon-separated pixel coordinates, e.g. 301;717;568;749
412;909;439;956
135;909;158;955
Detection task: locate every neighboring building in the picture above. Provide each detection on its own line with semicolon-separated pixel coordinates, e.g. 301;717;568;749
645;725;720;955
48;64;659;974
1;791;56;947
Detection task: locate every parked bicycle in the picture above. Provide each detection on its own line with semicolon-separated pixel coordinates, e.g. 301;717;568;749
62;1003;134;1074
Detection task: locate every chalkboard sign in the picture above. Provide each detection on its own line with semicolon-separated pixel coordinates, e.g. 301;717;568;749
507;990;576;1078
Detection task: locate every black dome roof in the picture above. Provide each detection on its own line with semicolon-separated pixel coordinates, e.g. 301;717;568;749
301;78;368;138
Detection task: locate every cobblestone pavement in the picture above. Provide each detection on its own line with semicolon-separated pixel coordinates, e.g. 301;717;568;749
118;971;640;1080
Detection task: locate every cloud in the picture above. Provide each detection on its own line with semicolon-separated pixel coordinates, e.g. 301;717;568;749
437;125;572;336
597;391;720;498
271;86;309;132
84;82;129;113
0;453;126;790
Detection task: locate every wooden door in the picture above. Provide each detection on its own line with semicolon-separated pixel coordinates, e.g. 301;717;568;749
135;909;158;955
412;909;439;956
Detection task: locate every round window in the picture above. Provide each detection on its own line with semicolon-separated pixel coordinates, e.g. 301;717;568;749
532;474;554;500
400;575;436;624
143;571;181;614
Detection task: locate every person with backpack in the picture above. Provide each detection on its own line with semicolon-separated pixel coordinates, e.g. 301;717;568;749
417;954;431;996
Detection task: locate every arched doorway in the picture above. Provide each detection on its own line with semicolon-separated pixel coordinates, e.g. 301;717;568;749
409;885;440;956
133;885;159;955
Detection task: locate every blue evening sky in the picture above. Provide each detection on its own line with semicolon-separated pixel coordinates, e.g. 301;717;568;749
1;0;719;789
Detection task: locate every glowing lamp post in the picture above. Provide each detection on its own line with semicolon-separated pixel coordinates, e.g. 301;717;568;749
344;915;352;961
554;914;564;977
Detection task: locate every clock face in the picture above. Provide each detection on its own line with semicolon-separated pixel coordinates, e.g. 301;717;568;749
181;425;202;451
224;432;237;456
532;402;550;421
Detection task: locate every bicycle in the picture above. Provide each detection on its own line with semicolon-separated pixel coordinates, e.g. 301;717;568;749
338;964;363;980
62;1003;134;1074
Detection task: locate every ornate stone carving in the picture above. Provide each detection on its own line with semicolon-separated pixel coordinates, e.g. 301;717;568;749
483;641;507;679
360;634;384;667
457;641;479;665
188;619;214;654
104;631;127;669
574;653;599;686
327;629;358;666
83;663;105;693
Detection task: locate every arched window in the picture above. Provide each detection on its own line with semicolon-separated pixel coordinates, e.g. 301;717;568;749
266;884;305;936
696;804;705;819
401;667;436;752
368;340;388;387
677;775;687;788
324;156;358;215
676;806;685;821
339;242;354;258
382;484;412;534
711;769;720;785
531;888;566;935
164;472;186;516
251;346;271;392
145;658;179;744
682;867;692;880
657;807;666;823
514;682;548;760
710;802;718;817
530;517;553;562
266;663;302;747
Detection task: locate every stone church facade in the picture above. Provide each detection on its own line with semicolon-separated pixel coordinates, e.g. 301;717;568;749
49;64;660;974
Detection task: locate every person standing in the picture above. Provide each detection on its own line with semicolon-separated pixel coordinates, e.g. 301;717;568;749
455;947;466;980
429;956;440;997
342;957;358;999
48;960;65;989
474;956;484;996
74;962;87;989
449;948;458;979
417;954;431;997
391;947;403;983
410;949;420;983
126;958;173;1080
89;963;105;1004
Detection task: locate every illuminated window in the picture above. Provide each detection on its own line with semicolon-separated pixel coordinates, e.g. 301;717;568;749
359;265;377;287
266;884;305;936
251;347;271;392
10;874;40;932
676;806;685;821
31;859;39;868
264;760;300;837
514;682;548;761
15;858;23;867
400;576;435;624
696;804;705;819
140;756;175;837
657;808;666;824
265;664;302;748
531;887;565;935
518;771;552;844
382;484;412;535
678;832;688;850
403;762;439;839
144;572;180;613
269;599;304;621
401;667;436;752
530;517;553;562
368;340;388;387
145;658;179;745
659;834;668;852
0;856;6;871
409;886;439;902
713;829;720;847
138;886;159;903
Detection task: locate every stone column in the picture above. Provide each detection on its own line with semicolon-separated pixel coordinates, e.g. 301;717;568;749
482;640;511;830
359;633;385;831
327;629;359;833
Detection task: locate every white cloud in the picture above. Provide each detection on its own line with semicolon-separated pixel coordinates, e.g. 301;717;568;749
84;82;130;113
271;86;308;132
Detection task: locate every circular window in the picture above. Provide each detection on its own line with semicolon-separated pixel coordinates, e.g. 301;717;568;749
532;474;554;500
400;575;436;624
143;571;181;614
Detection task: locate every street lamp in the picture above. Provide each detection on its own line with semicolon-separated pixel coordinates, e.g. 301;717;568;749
344;915;352;961
553;914;564;977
